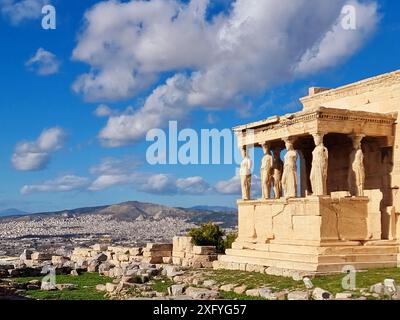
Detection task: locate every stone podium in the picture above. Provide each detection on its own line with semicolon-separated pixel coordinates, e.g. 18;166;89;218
214;70;400;275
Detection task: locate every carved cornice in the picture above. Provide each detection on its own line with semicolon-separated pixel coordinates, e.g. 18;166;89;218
233;107;396;134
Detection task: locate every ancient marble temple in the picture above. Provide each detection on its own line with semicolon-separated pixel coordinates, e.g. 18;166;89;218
214;70;400;275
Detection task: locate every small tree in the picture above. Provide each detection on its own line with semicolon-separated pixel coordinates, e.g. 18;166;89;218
188;222;225;253
223;232;238;250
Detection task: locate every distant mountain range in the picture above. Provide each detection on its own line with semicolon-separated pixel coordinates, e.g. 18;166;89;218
0;208;29;217
0;202;238;228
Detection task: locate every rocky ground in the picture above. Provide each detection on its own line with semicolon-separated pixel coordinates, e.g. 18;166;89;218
0;215;196;256
2;263;400;301
1;242;400;301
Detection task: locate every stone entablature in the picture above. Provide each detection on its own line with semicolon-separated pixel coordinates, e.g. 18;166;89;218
234;107;396;148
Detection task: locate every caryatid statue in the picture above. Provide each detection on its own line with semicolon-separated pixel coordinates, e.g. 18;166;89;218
240;146;252;200
272;148;283;199
282;138;298;198
348;135;365;197
261;143;273;199
310;133;329;196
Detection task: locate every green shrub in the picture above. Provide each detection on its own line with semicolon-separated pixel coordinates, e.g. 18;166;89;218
223;232;238;250
188;222;225;253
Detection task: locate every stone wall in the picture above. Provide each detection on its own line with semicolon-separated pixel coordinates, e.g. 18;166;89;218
236;196;376;244
172;237;218;268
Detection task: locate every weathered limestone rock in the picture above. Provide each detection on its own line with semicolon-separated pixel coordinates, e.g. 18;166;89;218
191;254;218;268
92;244;108;252
335;292;353;300
31;252;51;261
172;238;218;268
143;251;172;259
56;283;77;291
265;266;283;277
267;291;287;301
163;257;173;264
185;287;218;300
220;284;235;292
93;253;108;263
41;281;57;291
146;243;173;252
19;249;33;261
233;285;247;294
370;283;384;295
51;256;70;265
202;280;217;288
105;283;117;293
108;246;129;254
173;236;193;252
168;284;186;296
115;253;130;262
245;289;261;297
129;248;143;256
258;288;273;300
72;248;92;258
163;265;184;278
96;284;106;292
87;261;99;273
287;291;310;300
312;288;332;300
192;246;216;255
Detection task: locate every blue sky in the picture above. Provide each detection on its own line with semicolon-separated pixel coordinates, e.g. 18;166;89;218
0;0;399;213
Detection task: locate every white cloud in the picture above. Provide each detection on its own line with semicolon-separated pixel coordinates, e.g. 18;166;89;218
21;175;89;195
1;0;49;25
139;174;178;195
90;171;211;196
12;127;66;171
99;74;192;147
89;174;133;191
26;48;60;76
73;0;378;146
89;156;140;176
94;104;114;117
88;157;211;195
215;174;241;195
295;1;379;75
176;176;212;195
215;172;260;196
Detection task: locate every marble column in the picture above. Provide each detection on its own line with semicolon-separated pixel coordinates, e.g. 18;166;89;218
348;134;365;197
271;147;283;199
282;138;298;198
310;133;329;196
240;146;252;200
261;143;273;199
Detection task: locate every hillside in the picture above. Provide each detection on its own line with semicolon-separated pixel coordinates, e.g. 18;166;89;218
0;201;238;228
